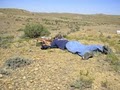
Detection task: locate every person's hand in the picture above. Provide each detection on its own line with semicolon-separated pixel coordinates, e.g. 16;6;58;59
41;45;50;50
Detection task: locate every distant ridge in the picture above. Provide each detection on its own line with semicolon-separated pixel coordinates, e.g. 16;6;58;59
0;8;32;15
0;8;120;16
0;8;120;25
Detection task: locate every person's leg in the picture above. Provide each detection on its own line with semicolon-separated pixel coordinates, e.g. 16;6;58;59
80;52;93;60
79;45;112;60
66;42;111;60
86;45;112;54
66;41;93;60
77;49;94;60
66;41;85;54
86;45;104;52
77;45;103;60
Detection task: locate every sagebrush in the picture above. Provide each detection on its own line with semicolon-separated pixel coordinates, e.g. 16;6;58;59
24;23;50;38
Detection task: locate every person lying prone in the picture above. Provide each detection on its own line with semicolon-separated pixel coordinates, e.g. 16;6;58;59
41;35;112;60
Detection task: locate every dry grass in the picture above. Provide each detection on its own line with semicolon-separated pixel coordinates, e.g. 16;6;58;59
0;8;120;90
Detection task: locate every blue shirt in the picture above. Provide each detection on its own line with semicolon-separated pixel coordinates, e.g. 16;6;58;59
50;39;69;50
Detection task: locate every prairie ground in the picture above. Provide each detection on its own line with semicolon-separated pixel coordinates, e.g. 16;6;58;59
0;9;120;90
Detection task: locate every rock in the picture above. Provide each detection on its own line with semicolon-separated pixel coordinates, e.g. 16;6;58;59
26;81;30;86
46;78;50;82
34;68;39;71
0;74;3;78
57;86;60;89
30;80;34;83
23;76;26;79
28;49;32;52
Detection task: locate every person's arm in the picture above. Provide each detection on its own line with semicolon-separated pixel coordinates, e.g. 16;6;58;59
50;39;58;48
41;39;57;50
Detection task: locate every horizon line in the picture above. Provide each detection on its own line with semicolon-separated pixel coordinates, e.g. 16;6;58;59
0;7;120;16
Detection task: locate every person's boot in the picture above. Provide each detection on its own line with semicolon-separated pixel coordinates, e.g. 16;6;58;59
103;45;112;54
82;52;93;60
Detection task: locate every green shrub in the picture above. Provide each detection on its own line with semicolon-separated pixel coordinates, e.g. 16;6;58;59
24;23;50;38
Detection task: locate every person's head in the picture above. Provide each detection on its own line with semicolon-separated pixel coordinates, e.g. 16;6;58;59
37;37;52;46
54;34;63;39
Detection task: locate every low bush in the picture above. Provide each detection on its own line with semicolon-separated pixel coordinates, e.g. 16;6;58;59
24;23;50;38
0;57;32;76
4;57;32;70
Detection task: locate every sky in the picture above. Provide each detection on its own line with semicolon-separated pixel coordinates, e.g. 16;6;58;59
0;0;120;15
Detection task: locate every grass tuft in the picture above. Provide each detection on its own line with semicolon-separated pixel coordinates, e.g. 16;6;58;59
71;70;94;90
0;35;14;49
106;53;120;72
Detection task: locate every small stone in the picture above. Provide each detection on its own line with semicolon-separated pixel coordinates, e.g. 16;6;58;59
46;78;50;82
34;68;39;71
26;81;30;86
57;87;60;89
30;80;34;83
23;76;26;79
28;49;32;52
8;86;13;89
0;74;3;78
